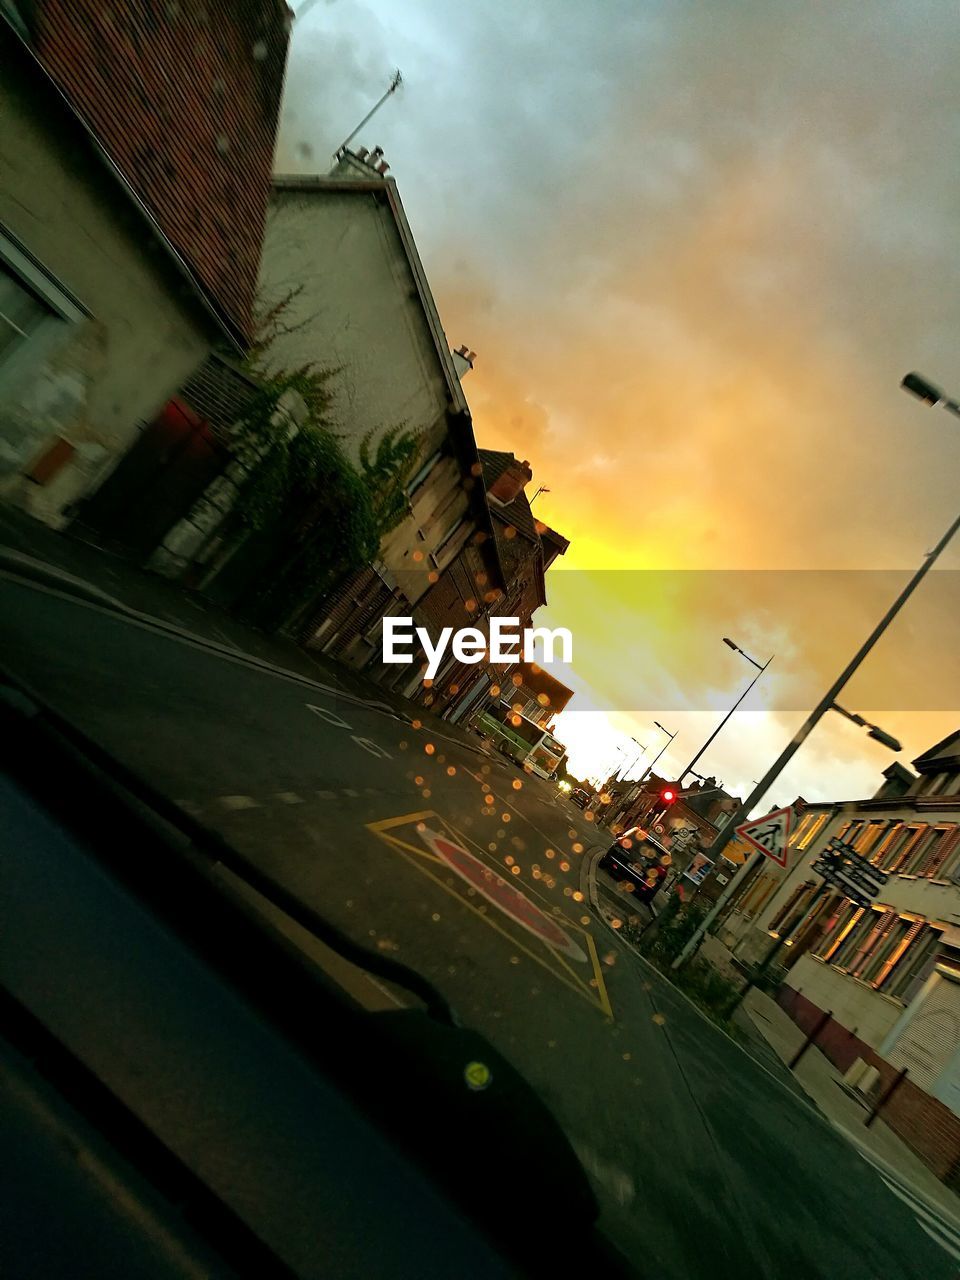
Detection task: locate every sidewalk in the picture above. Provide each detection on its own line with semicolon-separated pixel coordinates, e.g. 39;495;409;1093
0;506;496;764
739;985;960;1226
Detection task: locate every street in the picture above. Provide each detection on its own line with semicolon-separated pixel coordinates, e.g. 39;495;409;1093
1;569;956;1280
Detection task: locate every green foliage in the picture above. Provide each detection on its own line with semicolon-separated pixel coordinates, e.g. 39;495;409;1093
631;895;742;1027
358;426;421;537
225;291;420;625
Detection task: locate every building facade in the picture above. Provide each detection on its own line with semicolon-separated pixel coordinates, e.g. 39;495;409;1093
0;2;289;529
729;732;960;1181
253;152;503;656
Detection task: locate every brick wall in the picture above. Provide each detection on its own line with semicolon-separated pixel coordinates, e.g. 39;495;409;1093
28;0;291;343
778;985;960;1182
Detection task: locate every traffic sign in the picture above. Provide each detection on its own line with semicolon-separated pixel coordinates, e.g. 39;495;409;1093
735;806;794;868
812;837;889;908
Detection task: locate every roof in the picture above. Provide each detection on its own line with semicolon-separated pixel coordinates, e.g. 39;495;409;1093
913;730;960;773
478;450;540;544
18;1;291;347
515;662;575;713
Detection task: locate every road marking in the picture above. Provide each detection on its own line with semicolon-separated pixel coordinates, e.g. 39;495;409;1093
0;570;400;715
306;703;351;728
274;791;304;805
342;788;360;798
836;1133;960;1261
351;735;392;758
316;789;337;800
217;795;260;810
366;809;611;1015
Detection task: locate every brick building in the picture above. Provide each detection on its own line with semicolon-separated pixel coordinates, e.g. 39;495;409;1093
729;731;960;1184
0;1;290;527
405;451;570;721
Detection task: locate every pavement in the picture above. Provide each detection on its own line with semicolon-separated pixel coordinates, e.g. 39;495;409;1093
3;522;960;1277
738;985;960;1248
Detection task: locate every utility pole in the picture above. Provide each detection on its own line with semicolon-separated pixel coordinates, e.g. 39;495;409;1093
673;500;960;970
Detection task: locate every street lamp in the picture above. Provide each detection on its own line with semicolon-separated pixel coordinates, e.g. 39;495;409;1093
901;372;960;416
831;702;901;753
673;373;960;970
677;640;773;785
635;720;678;786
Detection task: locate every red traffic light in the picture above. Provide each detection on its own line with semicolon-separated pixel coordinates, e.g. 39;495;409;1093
660;787;677;804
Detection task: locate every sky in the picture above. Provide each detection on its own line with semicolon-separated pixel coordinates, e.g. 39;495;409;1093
279;0;960;809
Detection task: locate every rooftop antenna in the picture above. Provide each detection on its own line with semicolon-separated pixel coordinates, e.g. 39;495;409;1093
334;70;402;161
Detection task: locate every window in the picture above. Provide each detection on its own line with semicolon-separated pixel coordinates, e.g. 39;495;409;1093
854;820;888;859
911;826;960;879
791;812;828;851
0;263;50;362
885;824;928;874
837;819;865;848
870;920;923;990
405;449;443;501
872;822;904;869
768;883;818;938
432;516;466;564
918;771;949;797
848;910;897;979
831;910;875;969
0;225;84;368
817;901;863;963
887;927;942;1001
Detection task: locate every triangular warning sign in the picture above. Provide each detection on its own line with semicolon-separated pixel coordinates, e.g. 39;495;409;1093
735;806;794;869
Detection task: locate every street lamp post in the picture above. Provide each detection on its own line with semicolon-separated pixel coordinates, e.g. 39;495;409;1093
635;721;677;786
676;640;773;786
607;722;677;829
672;372;960;970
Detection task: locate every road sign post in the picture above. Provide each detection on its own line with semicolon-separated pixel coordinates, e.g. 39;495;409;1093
735;806;795;869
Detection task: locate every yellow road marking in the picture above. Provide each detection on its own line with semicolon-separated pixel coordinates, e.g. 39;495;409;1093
381;837;595;1007
366;809;436;833
365;809;613;1018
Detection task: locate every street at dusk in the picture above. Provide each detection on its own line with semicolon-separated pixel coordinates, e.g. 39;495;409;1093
3;4;960;1278
3;568;959;1278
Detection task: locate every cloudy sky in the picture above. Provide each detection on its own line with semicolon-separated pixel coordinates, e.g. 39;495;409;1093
279;0;960;807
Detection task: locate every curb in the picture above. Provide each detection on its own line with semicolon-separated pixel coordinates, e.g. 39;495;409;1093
0;548;400;717
582;844;605;913
0;546;127;611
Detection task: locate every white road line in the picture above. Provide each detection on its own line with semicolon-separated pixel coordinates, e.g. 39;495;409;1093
878;1176;960;1251
316;789;337;800
0;570;400;716
217;795;260;811
274;791;304;805
918;1218;960;1263
342;788;360;798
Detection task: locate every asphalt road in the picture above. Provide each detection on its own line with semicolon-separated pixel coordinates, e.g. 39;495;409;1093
1;570;956;1279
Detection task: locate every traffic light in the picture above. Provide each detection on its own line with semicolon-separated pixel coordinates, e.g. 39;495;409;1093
659;785;678;806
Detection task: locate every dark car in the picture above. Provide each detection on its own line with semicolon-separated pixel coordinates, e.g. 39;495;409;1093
599;835;670;901
570;788;592;809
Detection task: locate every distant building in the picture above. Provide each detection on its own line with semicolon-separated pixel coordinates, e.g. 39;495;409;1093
412;451;569;722
611;775;742;876
505;662;574;727
0;1;290;528
728;732;960;1184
